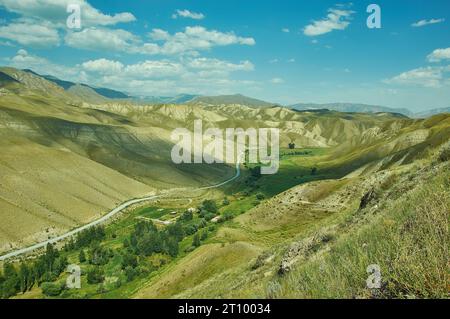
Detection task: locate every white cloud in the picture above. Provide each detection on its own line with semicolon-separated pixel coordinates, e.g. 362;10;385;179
282;28;290;33
64;25;255;56
75;56;255;95
270;77;284;84
82;58;124;74
411;18;445;27
0;22;59;47
427;48;450;63
269;58;279;64
123;60;185;79
287;58;295;63
65;27;139;52
384;66;450;88
9;49;85;81
187;58;254;72
303;8;354;36
172;9;205;20
146;26;255;55
0;0;135;27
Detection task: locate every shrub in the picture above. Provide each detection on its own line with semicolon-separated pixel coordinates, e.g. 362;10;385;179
87;267;104;284
438;146;450;162
41;282;62;297
192;233;201;247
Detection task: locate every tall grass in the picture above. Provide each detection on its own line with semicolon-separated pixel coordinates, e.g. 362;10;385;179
273;164;449;299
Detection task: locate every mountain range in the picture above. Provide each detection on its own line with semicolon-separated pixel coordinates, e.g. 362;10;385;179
1;67;449;119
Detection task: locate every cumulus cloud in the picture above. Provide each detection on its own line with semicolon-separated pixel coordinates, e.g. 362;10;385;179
303;8;354;36
427;48;450;63
411;18;445;27
65;27;139;51
63;25;255;56
0;22;60;47
384;66;450;88
81;58;124;74
172;9;205;20
187;58;254;71
0;0;135;27
23;53;256;95
145;26;255;55
9;49;86;81
282;28;290;33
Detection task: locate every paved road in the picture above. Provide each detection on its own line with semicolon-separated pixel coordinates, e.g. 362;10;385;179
0;156;242;261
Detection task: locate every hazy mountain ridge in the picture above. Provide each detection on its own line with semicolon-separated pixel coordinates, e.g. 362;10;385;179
290;102;413;116
189;94;278;108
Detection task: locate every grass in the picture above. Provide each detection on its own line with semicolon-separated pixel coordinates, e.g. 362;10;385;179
272;163;449;299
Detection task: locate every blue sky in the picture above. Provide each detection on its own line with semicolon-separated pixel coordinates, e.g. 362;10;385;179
0;0;449;111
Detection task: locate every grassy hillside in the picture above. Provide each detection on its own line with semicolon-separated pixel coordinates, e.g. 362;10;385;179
0;67;448;299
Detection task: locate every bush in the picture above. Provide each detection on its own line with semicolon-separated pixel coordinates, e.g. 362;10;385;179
41;282;62;297
192;233;201;247
79;250;86;263
256;193;265;200
201;200;217;213
438;146;450;162
184;246;196;253
87;267;104;284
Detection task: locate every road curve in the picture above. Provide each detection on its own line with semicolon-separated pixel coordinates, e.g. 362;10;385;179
0;156;242;261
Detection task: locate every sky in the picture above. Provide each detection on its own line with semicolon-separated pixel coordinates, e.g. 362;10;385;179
0;0;449;111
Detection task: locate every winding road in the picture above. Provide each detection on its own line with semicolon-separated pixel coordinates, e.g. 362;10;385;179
0;155;242;261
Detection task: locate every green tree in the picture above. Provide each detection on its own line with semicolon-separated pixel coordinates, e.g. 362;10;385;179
192;233;201;247
41;282;62;297
18;263;30;293
166;238;179;257
201;200;217;213
87;267;104;284
79;250;86;263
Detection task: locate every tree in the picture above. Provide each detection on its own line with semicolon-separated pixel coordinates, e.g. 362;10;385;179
89;243;110;265
87;267;104;284
121;252;138;269
124;266;137;282
41;282;62;297
200;231;208;241
166;238;179;257
311;167;318;175
250;166;262;179
79;250;86;263
179;211;193;222
1;263;19;298
18;263;30;293
192;233;201;247
201;200;217;214
166;223;184;242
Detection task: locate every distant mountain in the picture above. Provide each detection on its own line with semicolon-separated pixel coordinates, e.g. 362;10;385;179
134;94;199;104
413;107;450;118
22;69;130;101
67;84;109;104
289;102;413;116
0;71;19;86
190;94;277;108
